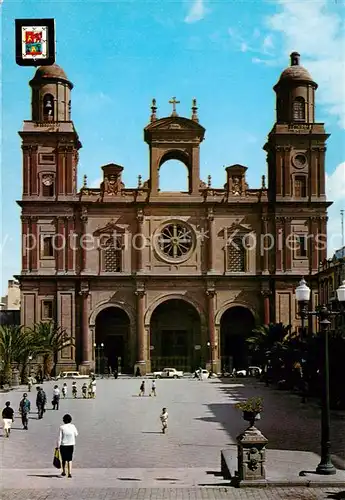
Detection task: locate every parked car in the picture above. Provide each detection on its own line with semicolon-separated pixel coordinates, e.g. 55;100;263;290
196;369;209;380
236;366;262;377
56;371;89;380
153;368;184;379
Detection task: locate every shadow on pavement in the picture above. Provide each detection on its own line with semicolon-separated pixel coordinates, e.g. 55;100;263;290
326;492;345;499
205;379;345;464
27;474;62;478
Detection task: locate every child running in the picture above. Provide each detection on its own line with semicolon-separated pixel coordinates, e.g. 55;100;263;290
160;407;168;434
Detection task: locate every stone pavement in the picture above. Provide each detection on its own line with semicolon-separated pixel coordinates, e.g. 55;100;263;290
1;378;345;499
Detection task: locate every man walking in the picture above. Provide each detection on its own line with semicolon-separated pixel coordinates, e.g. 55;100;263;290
36;386;46;419
19;393;31;430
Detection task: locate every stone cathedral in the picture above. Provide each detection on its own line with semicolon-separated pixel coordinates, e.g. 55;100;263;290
17;52;330;374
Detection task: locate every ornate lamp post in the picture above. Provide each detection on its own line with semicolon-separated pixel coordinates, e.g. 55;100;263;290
207;341;213;374
296;278;345;475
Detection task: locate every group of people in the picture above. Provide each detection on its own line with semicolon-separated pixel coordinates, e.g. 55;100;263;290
139;379;156;397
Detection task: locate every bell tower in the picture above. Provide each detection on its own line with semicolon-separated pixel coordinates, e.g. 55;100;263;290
19;63;81;200
144;98;205;195
265;52;329;202
264;52;331;276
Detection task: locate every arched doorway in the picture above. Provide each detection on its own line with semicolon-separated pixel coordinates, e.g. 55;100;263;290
220;306;255;372
95;307;130;374
150;299;201;372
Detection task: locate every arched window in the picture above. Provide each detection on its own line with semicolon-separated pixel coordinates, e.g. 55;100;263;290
294;176;307;198
43;93;54;121
227;236;246;272
159;159;189;192
292;97;305;122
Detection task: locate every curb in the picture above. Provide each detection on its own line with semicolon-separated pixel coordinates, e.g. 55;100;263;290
236;479;345;488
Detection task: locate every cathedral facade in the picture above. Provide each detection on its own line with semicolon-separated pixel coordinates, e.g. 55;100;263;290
17;52;330;374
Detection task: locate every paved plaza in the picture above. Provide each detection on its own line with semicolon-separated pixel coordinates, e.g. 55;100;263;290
1;377;345;499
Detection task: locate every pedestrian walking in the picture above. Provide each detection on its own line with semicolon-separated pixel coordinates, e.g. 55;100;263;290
2;401;14;438
52;385;60;410
90;376;96;398
62;383;67;398
160;407;168;434
150;380;156;396
72;382;77;398
36;386;47;419
139;380;145;396
82;383;87;399
88;381;93;398
19;393;31;430
57;414;78;478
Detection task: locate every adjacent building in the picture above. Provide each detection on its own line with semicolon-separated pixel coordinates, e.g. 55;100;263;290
17;52;330;374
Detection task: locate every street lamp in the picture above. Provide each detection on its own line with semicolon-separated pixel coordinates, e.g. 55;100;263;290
296;278;345;475
94;343;104;375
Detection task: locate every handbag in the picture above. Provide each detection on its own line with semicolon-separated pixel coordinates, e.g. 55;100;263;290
53;447;61;469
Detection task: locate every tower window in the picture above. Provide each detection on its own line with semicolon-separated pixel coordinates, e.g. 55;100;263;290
294;176;307;198
292;97;305;122
42;174;55;197
295;234;308;258
43;93;54;121
42;235;54;258
41;300;53;320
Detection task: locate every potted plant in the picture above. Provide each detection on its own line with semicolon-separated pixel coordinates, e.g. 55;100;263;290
235;397;263;427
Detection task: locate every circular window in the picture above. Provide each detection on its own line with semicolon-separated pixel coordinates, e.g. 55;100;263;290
293;154;307;169
156;222;194;262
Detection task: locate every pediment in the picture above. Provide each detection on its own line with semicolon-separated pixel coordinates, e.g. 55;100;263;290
93;221;126;236
145;116;205;134
225;164;248;173
226;222;253;234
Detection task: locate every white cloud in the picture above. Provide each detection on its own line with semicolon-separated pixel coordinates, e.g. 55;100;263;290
265;0;345;129
326;162;345;256
185;0;208;24
262;34;274;53
326;162;345;203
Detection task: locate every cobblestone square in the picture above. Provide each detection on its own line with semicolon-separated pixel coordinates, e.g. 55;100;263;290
1;377;345;499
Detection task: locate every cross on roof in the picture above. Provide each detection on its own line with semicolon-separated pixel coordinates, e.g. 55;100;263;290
169;96;180;117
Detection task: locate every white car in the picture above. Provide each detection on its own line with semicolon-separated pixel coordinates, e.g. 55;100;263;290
56;371;89;380
236;366;262;377
196;369;209;380
153;368;184;379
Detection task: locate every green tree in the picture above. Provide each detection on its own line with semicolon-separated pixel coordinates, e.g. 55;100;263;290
0;325;29;384
246;322;294;367
30;321;74;377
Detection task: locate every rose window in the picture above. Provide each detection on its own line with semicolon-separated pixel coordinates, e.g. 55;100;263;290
157;223;194;260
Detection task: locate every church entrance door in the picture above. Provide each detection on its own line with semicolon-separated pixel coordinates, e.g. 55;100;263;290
220;306;255;372
95;307;130;374
150;299;201;372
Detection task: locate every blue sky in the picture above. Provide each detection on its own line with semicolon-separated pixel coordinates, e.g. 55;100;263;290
1;0;345;295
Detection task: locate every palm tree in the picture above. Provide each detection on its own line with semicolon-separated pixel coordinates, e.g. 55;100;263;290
0;325;28;384
246;322;294;367
31;321;74;377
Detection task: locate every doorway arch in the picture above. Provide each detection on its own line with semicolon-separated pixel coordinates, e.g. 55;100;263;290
95;307;130;373
220;306;255;372
150;299;201;372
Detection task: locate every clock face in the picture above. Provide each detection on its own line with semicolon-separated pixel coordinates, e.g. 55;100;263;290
42;175;53;186
293;154;307;169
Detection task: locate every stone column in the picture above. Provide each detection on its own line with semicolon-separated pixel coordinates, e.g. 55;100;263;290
136;209;144;272
206;284;218;372
207;207;215;273
80;208;88;272
135;283;146;375
21;216;29;272
284;217;292;271
261;290;271;325
261;216;269;273
79;286;91;373
30;217;38;271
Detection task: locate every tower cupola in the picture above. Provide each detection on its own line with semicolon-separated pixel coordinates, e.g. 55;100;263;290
29;63;73;122
274;52;317;124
